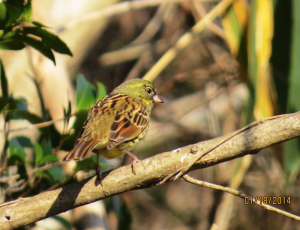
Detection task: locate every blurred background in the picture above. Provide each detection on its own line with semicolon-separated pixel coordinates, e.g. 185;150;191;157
0;0;300;229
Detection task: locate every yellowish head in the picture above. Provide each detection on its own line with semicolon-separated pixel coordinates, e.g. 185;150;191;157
112;79;163;105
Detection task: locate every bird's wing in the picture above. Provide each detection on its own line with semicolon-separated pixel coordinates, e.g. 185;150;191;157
63;95;114;161
63;139;99;161
107;96;149;149
63;93;150;161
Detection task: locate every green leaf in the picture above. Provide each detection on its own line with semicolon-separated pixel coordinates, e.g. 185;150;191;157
0;59;8;98
283;0;300;185
60;109;88;150
39;155;58;165
29;75;47;119
31;20;49;28
0;3;7;29
2;31;19;39
22;27;72;56
23;19;48;28
15;136;33;148
41;139;52;156
9;136;27;163
4;0;24;27
96;82;107;101
63;99;72;126
0;39;25;50
0;97;27;112
10;109;44;124
17;35;55;64
66;100;72;117
45;166;66;183
21;0;32;18
7;31;55;64
15;97;28;110
76;74;95;110
34;141;43;164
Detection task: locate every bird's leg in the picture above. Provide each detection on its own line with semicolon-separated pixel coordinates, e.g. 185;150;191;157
96;154;103;186
123;150;139;175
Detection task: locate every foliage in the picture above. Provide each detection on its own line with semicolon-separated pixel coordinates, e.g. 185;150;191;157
0;0;72;64
222;0;300;185
0;1;107;226
0;66;107;198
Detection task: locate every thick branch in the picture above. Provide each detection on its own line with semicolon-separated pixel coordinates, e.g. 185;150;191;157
1;112;300;229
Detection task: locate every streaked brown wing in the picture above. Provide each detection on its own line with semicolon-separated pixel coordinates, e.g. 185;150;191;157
63;139;99;161
63;94;116;161
107;98;149;149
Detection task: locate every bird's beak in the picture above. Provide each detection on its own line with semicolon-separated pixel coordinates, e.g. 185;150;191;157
153;94;164;103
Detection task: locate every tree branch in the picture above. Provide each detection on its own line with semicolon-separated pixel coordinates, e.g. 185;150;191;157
1;112;300;229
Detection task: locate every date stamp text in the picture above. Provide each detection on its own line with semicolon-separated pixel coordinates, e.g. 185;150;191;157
244;196;291;205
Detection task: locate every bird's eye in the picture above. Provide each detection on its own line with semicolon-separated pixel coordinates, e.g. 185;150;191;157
145;87;153;95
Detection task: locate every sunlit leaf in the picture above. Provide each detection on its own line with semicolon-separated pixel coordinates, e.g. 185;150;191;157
76;74;95;111
246;0;275;120
34;141;43;165
96;81;107;101
222;0;248;56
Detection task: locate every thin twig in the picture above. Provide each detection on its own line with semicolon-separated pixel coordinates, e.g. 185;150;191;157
130;3;171;45
192;0;227;39
0;114;75;133
182;174;300;221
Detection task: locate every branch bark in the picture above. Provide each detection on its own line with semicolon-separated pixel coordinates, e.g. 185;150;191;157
1;112;300;229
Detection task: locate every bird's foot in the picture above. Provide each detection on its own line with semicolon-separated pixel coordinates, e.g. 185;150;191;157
123;150;139;175
95;164;103;186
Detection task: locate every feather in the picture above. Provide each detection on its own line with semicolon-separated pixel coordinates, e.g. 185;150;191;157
63;139;99;161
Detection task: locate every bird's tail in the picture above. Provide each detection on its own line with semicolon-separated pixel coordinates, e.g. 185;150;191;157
63;140;98;161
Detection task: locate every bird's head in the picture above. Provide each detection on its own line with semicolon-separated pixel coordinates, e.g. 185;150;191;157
113;78;163;106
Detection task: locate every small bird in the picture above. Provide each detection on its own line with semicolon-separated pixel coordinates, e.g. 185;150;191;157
63;78;163;179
